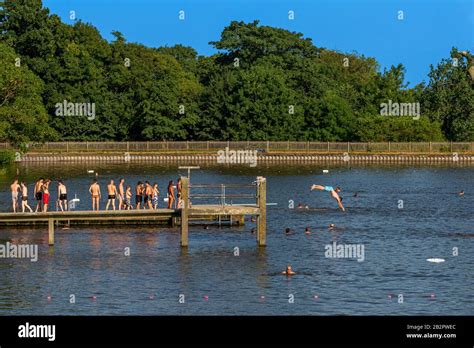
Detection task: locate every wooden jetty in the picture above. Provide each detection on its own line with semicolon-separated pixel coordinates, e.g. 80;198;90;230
0;177;267;248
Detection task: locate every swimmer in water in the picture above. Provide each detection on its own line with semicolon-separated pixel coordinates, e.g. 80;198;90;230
459;190;465;196
328;223;335;231
305;227;311;235
282;265;296;276
311;184;345;211
285;227;293;235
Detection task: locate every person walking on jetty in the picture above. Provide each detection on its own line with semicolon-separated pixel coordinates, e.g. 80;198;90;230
89;179;101;211
10;179;20;213
34;178;44;212
57;180;68;211
310;184;345;211
167;180;175;209
20;181;33;213
106;179;118;211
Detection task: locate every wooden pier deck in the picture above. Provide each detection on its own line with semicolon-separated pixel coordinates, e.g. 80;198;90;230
0;177;267;248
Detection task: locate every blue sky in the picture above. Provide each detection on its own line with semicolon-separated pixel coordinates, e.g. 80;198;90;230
43;0;473;86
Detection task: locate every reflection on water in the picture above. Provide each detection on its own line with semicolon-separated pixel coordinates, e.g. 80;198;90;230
0;163;472;315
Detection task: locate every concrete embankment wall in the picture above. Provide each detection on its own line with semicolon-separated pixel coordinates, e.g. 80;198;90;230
18;153;474;164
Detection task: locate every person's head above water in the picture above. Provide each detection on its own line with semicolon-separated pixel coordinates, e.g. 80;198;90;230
329;223;335;228
285;227;291;234
283;265;296;275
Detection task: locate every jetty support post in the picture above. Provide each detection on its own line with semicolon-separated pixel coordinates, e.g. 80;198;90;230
180;177;189;247
256;176;267;247
48;218;55;246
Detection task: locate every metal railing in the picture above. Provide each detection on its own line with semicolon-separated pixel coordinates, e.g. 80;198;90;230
1;141;473;153
189;183;257;206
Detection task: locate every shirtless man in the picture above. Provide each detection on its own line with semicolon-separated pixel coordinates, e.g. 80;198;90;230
118;178;125;210
57;180;68;211
89;179;101;211
144;181;153;210
311;184;345;211
105;179;118;211
10;179;20;212
135;181;143;210
34;178;44;212
167;180;175;209
42;179;51;212
20;181;33;213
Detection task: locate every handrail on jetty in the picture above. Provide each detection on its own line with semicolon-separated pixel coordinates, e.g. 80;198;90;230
0;177;267;248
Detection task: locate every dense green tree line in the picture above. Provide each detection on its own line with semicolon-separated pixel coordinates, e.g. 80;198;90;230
0;0;472;146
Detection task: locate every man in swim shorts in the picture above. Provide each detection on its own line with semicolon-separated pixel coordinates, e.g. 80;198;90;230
118;178;125;210
106;179;118;210
310;184;345;211
89;179;101;211
58;180;68;211
34;178;44;212
10;179;20;212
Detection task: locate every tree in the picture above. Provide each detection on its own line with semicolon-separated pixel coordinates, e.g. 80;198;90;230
0;43;56;145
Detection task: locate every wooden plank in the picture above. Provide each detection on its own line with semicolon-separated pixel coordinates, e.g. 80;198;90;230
48;218;54;245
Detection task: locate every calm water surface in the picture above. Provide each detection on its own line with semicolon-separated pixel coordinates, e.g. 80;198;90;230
0;163;472;315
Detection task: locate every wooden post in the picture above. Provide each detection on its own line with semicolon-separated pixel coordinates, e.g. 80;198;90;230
180;177;189;247
256;177;266;247
48;218;54;246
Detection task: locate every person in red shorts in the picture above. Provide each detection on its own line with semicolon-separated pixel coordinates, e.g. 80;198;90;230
42;179;51;212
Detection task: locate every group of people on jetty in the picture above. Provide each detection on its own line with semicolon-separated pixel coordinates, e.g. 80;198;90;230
9;177;183;213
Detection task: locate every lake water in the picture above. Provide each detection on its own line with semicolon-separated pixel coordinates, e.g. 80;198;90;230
0;163;473;315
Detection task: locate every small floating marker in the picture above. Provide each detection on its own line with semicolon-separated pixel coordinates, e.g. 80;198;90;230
87;170;94;174
427;258;445;263
323;169;329;173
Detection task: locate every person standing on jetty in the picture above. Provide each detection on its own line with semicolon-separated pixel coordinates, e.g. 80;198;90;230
34;178;44;212
167;180;175;209
118;178;125;210
57;180;68;211
176;177;182;208
89;179;101;211
10;179;20;212
125;186;132;210
152;183;159;209
42;179;51;212
310;184;345;211
135;181;143;210
144;181;153;209
106;179;118;211
20;181;33;213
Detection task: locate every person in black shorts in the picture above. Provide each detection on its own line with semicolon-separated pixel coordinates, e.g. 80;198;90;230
58;179;68;211
135;181;143;209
